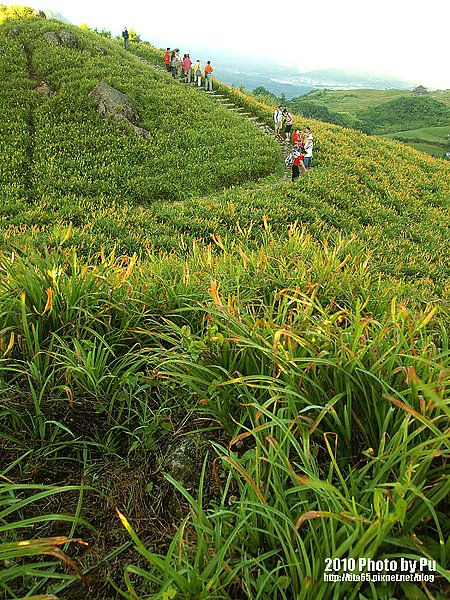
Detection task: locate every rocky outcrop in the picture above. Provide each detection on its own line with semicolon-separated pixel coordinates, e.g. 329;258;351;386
89;81;148;139
57;30;78;49
7;28;20;39
43;30;78;49
43;31;61;46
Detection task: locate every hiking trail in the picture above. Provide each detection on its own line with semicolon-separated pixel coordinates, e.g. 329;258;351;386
134;55;294;183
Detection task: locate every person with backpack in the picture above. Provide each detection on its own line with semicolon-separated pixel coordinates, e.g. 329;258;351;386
122;27;129;50
285;144;307;180
164;47;171;72
204;61;214;91
193;59;202;86
273;106;283;138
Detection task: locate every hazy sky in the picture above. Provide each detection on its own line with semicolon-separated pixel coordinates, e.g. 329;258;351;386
5;0;449;88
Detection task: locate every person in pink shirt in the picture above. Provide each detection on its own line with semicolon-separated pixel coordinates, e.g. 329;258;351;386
283;109;293;141
182;54;192;83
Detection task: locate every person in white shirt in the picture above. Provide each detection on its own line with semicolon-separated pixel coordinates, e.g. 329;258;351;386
193;59;202;87
273;106;283;137
303;126;314;168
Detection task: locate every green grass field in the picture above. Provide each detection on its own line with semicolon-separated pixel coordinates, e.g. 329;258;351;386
1;10;450;600
287;89;450;157
296;89;450;114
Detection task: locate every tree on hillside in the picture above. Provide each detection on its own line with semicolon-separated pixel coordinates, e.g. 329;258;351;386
93;27;112;38
253;86;279;104
129;28;141;43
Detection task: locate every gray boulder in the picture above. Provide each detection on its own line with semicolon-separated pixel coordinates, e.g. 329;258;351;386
57;30;78;49
162;436;208;490
43;30;78;49
89;81;148;139
7;28;20;39
44;31;61;46
0;47;5;55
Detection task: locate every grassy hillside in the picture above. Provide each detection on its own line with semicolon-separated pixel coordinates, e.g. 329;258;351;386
384;125;450;157
1;11;450;600
0;17;280;206
291;88;450;114
361;96;450;134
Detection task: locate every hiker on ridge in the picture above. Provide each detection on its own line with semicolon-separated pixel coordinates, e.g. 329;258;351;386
122;27;129;50
204;61;214;91
183;53;192;83
193;59;202;87
303;126;314;169
175;49;182;78
290;143;308;180
292;128;302;146
283;109;293;141
273;105;283;138
170;51;178;78
164;47;171;72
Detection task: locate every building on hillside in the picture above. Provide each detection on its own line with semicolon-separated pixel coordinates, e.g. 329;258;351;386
411;85;428;95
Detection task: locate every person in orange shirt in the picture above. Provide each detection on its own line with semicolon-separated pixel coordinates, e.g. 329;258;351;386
204;61;214;91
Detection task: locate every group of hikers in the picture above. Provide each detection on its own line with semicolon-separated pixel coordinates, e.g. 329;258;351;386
121;33;215;91
121;31;312;179
163;48;214;91
274;106;314;179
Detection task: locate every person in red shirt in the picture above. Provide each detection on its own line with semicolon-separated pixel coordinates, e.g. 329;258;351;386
292;129;302;146
292;145;307;180
163;48;171;73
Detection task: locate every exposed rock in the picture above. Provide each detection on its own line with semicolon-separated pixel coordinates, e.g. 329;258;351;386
89;81;149;139
162;436;207;489
43;30;78;49
95;46;107;55
57;30;78;49
7;28;20;39
0;47;5;55
133;126;149;140
44;31;60;46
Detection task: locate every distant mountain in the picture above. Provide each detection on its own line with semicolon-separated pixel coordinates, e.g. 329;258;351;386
41;9;70;24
